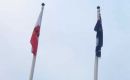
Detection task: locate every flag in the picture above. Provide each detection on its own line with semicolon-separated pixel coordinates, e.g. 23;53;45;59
30;6;44;56
94;10;103;57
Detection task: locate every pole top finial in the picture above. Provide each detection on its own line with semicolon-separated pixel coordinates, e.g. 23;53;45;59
42;3;45;6
97;6;100;9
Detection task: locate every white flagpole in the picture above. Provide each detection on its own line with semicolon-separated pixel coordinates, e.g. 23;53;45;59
29;55;37;80
29;3;45;80
94;6;100;80
94;56;98;80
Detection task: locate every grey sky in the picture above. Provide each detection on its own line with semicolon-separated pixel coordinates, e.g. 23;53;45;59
0;0;130;80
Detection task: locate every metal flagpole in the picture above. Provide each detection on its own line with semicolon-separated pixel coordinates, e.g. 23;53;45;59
29;3;45;80
94;55;98;80
94;6;101;80
29;55;37;80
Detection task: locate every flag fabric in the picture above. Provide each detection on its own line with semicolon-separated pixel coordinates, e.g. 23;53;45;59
94;13;103;57
30;7;44;56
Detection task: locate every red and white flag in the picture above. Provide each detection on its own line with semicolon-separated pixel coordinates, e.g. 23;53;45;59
30;6;44;56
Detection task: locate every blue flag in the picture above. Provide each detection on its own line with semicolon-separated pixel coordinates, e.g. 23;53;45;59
94;14;103;57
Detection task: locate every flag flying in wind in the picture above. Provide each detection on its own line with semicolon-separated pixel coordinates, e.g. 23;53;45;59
30;6;44;56
94;8;103;57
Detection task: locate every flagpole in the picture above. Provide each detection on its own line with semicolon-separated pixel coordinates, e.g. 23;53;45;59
29;3;45;80
94;6;100;80
29;55;37;80
94;56;98;80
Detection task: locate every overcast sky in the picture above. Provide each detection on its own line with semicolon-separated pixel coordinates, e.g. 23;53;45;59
0;0;130;80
